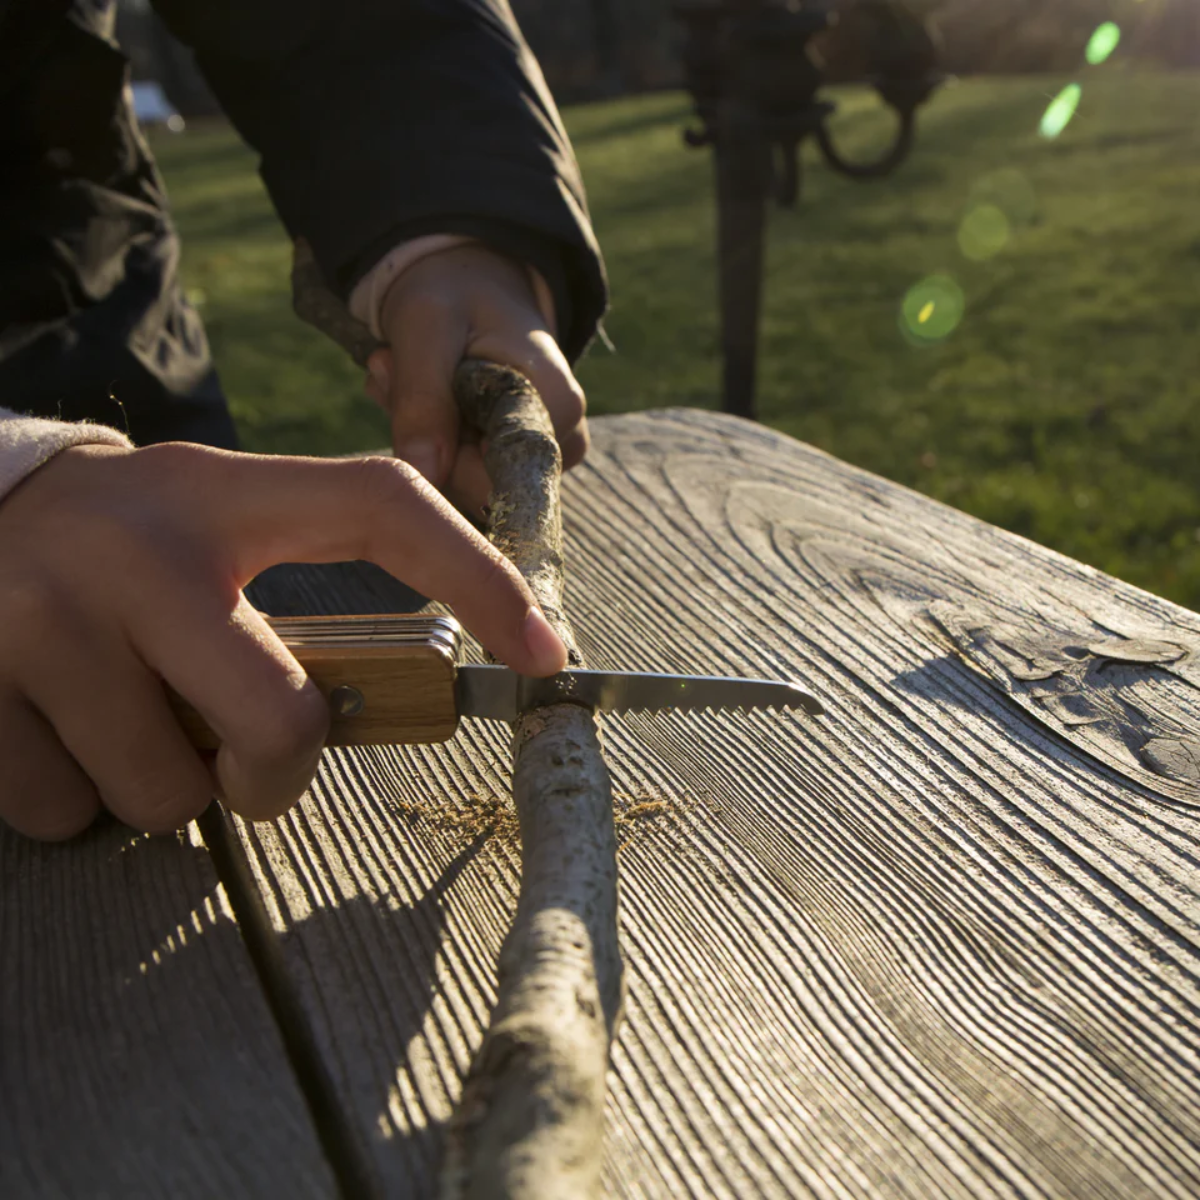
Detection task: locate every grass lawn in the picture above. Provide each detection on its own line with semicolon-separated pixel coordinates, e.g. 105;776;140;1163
150;70;1200;609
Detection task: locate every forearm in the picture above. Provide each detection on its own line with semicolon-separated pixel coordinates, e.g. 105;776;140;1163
149;0;606;359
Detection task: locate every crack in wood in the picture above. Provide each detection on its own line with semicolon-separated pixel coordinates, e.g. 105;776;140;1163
197;803;380;1199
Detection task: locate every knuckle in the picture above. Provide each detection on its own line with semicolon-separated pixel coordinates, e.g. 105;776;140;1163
0;574;74;656
355;455;422;505
350;455;433;558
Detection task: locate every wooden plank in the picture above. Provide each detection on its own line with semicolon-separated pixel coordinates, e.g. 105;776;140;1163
236;410;1200;1197
240;562;502;1196
0;816;337;1197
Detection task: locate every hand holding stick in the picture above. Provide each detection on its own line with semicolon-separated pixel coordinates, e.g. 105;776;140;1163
441;361;623;1199
291;247;624;1199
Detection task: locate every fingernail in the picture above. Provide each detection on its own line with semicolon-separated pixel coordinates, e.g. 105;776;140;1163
398;438;442;483
522;607;568;675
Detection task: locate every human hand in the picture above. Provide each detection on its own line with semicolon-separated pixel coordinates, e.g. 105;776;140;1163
363;242;588;516
0;442;566;841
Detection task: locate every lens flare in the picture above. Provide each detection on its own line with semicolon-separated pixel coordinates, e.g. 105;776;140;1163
1040;83;1082;139
969;168;1037;227
901;276;965;346
958;204;1011;261
1086;23;1121;65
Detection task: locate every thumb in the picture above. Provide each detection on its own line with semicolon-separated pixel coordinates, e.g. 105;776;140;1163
197;449;566;676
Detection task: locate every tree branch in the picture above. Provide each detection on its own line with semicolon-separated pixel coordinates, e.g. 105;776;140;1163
289;249;624;1197
440;361;623;1200
291;239;383;369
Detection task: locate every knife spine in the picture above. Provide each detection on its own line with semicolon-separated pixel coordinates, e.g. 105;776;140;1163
265;613;463;657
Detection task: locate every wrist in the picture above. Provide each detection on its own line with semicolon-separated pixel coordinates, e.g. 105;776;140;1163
350;237;558;343
349;235;473;340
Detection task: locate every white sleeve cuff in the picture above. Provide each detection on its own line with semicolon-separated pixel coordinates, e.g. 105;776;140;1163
0;410;134;505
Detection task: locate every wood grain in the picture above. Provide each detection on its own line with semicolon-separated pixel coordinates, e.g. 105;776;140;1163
0;816;336;1197
233;411;1200;1197
173;640;460;749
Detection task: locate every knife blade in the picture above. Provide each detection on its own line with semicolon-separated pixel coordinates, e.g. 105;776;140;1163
172;613;823;749
455;663;822;723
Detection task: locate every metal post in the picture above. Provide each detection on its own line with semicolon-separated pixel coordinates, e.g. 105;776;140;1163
714;101;769;419
674;0;943;419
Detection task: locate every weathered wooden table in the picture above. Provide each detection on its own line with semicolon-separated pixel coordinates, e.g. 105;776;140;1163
5;411;1200;1198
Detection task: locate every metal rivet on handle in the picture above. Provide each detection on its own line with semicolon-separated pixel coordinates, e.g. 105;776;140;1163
329;685;365;717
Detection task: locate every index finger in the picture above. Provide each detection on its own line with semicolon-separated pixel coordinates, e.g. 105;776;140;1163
178;447;567;676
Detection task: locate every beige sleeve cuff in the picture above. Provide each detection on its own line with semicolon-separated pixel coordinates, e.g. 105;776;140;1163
348;235;558;343
0;409;134;505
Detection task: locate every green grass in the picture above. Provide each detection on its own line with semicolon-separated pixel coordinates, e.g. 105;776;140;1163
150;70;1200;609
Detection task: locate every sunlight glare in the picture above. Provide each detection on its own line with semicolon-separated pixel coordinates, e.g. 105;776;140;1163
901;276;965;346
958;204;1011;261
1040;83;1082;139
1086;23;1121;66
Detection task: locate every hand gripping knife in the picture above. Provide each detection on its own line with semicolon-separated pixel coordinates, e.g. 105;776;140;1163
176;614;823;749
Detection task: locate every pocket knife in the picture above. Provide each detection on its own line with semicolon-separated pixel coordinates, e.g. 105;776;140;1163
175;614;823;749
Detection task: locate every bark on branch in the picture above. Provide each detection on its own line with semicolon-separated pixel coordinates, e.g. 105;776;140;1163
290;252;624;1197
440;361;623;1200
291;239;383;368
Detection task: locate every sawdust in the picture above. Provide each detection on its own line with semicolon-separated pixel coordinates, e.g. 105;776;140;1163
618;800;669;822
387;789;519;853
388;783;702;858
613;786;703;853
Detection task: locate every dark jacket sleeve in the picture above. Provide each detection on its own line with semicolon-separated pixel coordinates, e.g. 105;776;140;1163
149;0;607;360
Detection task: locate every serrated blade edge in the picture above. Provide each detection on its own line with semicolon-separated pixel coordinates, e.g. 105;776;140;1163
456;666;823;723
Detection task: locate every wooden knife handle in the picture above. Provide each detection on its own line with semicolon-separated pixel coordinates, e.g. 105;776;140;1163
171;637;460;750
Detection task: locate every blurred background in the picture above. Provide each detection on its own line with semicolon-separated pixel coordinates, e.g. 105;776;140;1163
117;0;1200;608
